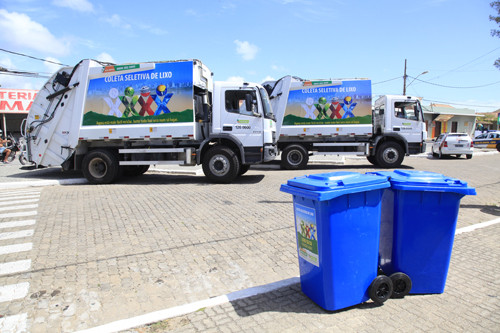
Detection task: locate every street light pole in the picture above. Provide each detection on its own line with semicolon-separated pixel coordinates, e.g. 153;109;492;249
403;59;407;95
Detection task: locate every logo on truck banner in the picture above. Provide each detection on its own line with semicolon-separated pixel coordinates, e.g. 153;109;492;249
82;62;194;126
283;80;372;126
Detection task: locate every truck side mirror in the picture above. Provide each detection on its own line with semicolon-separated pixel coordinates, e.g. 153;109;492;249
379;109;384;115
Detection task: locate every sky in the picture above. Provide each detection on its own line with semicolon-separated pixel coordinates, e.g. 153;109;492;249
0;0;499;113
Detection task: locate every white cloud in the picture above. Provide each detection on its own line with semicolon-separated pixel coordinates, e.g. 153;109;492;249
95;52;116;64
0;9;70;56
52;0;94;13
102;14;131;30
234;40;259;61
44;57;63;73
262;75;275;83
226;76;245;83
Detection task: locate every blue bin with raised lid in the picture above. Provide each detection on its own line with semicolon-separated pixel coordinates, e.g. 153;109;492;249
370;170;476;294
280;171;390;311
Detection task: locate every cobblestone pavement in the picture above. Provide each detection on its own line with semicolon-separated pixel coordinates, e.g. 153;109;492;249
0;152;498;332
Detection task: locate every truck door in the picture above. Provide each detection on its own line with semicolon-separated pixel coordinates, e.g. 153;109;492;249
220;88;264;154
390;99;425;144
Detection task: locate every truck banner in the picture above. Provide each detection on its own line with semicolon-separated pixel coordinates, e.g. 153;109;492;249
283;80;372;126
82;61;194;126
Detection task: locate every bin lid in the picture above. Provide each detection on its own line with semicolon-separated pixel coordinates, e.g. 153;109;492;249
368;170;476;195
280;171;390;201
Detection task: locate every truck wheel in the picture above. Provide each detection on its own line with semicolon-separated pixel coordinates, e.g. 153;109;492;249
281;145;308;170
376;142;404;168
466;154;472;159
239;164;250;176
366;155;378;166
389;272;412;298
369;275;393;305
496;143;500;152
202;146;240;183
82;149;120;184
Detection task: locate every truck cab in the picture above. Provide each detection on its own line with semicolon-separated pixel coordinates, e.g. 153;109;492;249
210;82;277;165
373;95;427;158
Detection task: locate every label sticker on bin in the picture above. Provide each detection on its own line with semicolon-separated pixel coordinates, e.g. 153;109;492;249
295;204;319;266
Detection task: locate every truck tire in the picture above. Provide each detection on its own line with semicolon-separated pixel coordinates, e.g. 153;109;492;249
366;155;378;166
82;149;120;184
202;146;240;183
281;144;308;170
376;142;404;168
239;164;250;176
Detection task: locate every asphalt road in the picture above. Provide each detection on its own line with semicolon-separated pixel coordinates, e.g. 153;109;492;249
0;151;498;332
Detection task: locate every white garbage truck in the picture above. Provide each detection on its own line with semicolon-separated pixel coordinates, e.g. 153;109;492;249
24;59;277;183
263;76;427;168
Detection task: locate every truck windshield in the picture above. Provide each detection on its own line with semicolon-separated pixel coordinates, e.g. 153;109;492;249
259;88;275;120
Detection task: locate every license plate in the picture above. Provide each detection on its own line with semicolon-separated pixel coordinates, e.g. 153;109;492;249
455;144;463;147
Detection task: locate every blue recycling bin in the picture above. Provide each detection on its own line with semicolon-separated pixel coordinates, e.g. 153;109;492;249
280;172;390;311
371;170;476;294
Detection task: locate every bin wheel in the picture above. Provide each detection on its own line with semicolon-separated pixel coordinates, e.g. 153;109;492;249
390;272;412;298
369;275;393;304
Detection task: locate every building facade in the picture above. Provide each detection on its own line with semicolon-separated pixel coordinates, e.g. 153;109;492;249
422;104;476;138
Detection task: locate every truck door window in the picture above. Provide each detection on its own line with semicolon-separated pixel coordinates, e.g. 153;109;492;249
225;90;258;116
394;102;419;121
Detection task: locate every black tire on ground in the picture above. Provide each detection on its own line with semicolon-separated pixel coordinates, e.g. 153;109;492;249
466;154;473;159
369;275;393;304
239;164;250;176
389;272;412;298
367;155;378;166
375;141;404;168
202;146;240;183
19;155;27;165
496;143;500;152
121;165;150;177
281;144;308;170
82;149;120;184
6;152;16;162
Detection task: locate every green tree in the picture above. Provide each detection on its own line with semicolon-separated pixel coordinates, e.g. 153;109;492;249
491;1;500;69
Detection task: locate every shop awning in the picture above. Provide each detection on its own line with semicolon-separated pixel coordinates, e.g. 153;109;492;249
433;114;454;122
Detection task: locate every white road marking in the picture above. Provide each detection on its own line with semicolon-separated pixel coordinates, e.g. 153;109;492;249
0;230;34;241
0;211;37;219
0;195;40;201
455;217;500;234
0;313;28;333
0;199;39;207
0;220;36;229
0;204;38;212
0;260;31;276
0;190;40;197
0;282;30;303
0;243;32;255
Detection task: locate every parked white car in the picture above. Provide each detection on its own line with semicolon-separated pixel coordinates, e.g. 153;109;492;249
431;133;473;159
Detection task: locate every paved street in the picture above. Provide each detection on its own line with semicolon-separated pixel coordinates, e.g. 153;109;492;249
0;151;498;332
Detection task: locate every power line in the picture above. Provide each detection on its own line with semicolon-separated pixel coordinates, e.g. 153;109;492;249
409;76;500;89
0;48;69;66
421;98;500;109
372;76;402;85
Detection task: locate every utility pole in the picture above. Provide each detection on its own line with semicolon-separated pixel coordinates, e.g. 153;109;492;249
403;59;407;95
